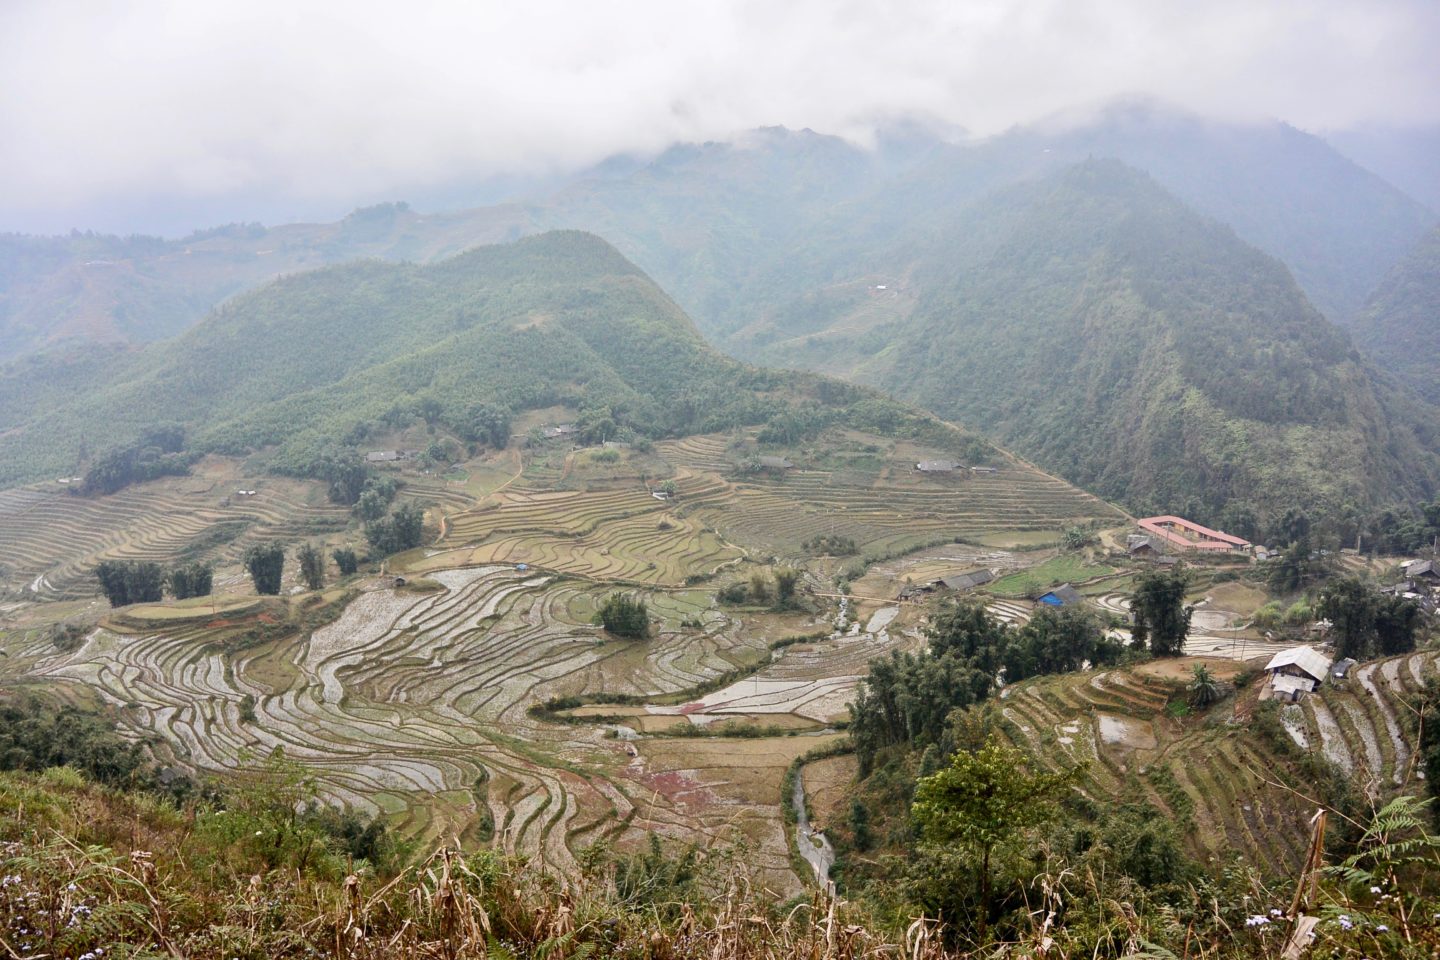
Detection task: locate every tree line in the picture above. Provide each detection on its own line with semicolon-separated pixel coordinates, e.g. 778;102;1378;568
95;560;214;607
94;502;421;605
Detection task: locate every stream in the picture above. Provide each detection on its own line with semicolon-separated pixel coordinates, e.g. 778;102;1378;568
792;766;836;885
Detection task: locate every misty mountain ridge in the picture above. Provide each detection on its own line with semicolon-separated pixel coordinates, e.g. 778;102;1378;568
3;98;1434;366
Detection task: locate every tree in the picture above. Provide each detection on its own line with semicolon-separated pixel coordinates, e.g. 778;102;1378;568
576;404;617;445
1375;593;1422;657
124;563;165;604
1187;664;1220;708
1420;678;1440;826
849;797;872;851
1270;507;1312;549
96;560;165;606
773;567;800;605
244;542;286;596
95;560;131;607
748;570;772;603
356;489;389;522
460;402;512;449
310;449;371;505
594;593;649;639
1318;577;1379;660
297;543;326;591
332;547;360;576
365;502;426;558
1131;570;1192;657
169;562;213;599
912;739;1080;940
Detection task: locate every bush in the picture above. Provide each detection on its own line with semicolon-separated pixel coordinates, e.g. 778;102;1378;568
594;593;649;639
332;547;360;576
717;582;750;604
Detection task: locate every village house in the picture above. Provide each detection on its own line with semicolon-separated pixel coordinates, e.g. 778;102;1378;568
1402;559;1440;586
1127;535;1179;565
897;568;994;601
365;449;422;464
757;455;794;470
1037;583;1084;607
943;568;995;591
915;459;959;473
1263;645;1332;702
542;424;577;440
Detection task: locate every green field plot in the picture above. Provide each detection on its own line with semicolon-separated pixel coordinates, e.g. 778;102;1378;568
990;554;1116;596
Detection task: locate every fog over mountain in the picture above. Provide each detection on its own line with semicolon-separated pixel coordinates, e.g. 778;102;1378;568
3;0;1438;236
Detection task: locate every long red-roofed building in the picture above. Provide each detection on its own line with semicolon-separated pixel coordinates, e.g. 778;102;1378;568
1136;515;1252;554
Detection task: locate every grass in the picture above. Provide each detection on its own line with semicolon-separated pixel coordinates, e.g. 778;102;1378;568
989;554;1116;597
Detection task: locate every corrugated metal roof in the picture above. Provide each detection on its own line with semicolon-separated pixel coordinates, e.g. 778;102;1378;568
1271;674;1316;698
1265;646;1332;683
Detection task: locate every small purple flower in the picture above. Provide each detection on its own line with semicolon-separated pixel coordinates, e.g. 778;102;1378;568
1375;924;1389;933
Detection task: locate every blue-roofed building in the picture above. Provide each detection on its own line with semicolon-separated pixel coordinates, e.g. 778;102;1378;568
1036;583;1084;606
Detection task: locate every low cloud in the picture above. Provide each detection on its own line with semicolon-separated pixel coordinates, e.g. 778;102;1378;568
2;0;1437;233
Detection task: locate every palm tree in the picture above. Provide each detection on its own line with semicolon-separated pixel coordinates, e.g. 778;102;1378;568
1188;664;1221;708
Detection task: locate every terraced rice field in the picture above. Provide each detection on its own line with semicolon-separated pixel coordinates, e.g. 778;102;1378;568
0;428;1129;890
656;436;1119;558
0;476;348;600
996;651;1440;870
21;570;812;882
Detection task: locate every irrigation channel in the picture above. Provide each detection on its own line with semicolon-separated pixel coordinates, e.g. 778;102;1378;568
792;767;835;885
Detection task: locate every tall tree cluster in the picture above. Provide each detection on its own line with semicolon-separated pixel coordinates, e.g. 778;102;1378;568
244;543;286;596
94;560;166;607
297;543;326;591
365;503;426;558
1318;577;1423;660
1130;570;1192;656
849;602;1121;775
168;562;214;599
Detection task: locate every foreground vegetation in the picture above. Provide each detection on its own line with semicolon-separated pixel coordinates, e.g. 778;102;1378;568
1;752;1438;958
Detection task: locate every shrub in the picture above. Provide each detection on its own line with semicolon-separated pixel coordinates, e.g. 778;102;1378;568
594;593;649;639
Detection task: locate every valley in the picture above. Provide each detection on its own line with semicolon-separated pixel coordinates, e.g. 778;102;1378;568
5;411;1434;902
0;424;1118;894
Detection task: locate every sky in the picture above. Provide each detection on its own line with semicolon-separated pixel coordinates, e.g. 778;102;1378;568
2;0;1438;236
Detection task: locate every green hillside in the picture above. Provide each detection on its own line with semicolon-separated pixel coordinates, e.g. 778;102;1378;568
0;230;957;490
1353;227;1440;405
761;160;1440;524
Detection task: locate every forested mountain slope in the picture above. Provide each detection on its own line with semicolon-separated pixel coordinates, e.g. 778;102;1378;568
1352;227;1440;405
0;231;960;490
782;160;1440;523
